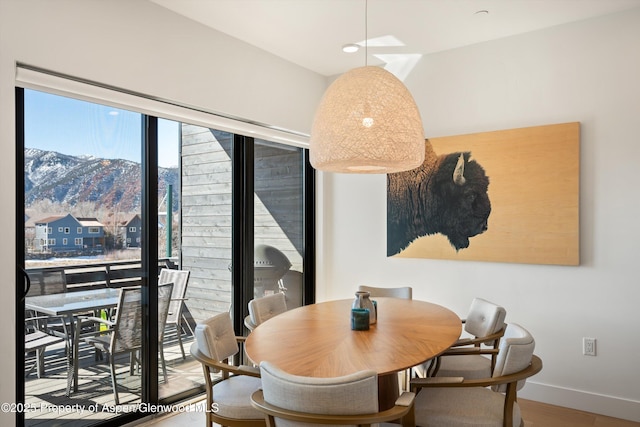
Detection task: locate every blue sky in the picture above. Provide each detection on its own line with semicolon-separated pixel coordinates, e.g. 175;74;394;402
24;89;179;168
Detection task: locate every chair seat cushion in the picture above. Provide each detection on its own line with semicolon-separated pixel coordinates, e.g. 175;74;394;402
212;375;263;420
414;387;521;427
84;335;111;353
25;330;64;352
436;354;492;379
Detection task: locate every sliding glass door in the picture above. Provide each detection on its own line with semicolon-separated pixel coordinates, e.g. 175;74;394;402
19;88;147;425
16;86;315;426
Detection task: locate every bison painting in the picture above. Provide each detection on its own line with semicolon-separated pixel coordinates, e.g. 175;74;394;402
387;140;491;256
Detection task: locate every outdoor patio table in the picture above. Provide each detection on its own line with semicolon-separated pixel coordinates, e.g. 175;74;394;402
245;297;461;410
25;287;121;395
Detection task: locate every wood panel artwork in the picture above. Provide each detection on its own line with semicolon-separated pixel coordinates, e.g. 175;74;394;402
387;122;580;265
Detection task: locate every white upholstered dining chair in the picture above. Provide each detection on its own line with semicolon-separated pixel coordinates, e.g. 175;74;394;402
358;284;413;300
416;297;507;380
191;311;265;427
245;292;287;332
411;323;541;427
253;360;416;427
359;284;413;390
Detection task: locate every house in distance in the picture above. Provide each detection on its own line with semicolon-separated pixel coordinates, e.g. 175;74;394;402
33;214;105;255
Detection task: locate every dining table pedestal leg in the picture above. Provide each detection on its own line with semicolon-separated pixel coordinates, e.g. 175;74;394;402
378;372;400;411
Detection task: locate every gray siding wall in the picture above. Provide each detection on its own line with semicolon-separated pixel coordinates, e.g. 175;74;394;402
254;141;303;272
180;125;304;322
181;125;234;321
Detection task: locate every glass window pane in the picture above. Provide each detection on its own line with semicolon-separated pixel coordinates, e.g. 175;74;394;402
157;119;205;401
253;139;304;310
172;125;236;399
23;89;142;423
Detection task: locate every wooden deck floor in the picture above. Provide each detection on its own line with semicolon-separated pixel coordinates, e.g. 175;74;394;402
24;330;205;427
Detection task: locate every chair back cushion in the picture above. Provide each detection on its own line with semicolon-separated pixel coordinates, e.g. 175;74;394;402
260;361;378;426
111;287;143;354
464;297;507;338
158;269;190;323
194;312;239;361
27;269;67;296
248;292;287;326
492;323;535;392
357;285;413;300
157;283;174;340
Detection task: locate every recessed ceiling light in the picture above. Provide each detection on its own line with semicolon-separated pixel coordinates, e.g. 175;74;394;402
342;43;360;53
474;10;489;15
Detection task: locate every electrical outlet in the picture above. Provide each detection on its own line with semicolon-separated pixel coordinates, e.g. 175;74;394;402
583;337;597;356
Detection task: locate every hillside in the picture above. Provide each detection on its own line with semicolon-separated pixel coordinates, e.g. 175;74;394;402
24;148;179;213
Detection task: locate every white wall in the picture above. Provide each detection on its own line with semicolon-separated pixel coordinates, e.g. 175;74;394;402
0;1;325;425
317;8;640;422
2;0;639;424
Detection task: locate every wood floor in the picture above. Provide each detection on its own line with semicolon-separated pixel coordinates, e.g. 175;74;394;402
131;398;640;427
519;399;640;427
28;338;638;427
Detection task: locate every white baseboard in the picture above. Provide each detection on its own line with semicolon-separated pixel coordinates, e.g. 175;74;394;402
519;381;640;423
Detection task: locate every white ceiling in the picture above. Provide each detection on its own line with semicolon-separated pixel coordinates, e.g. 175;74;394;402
150;0;640;77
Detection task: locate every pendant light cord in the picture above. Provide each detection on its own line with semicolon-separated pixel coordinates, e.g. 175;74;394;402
364;0;368;66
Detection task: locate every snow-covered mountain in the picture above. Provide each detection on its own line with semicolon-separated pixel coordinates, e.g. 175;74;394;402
24;148;179;212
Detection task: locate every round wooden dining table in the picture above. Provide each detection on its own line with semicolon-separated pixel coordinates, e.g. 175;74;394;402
245;297;461;409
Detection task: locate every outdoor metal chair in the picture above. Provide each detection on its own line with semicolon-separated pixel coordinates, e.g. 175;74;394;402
24;313;69;379
26;268;67;297
78;283;173;404
159;268;191;359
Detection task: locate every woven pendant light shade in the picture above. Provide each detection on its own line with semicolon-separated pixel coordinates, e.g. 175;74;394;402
309;66;425;173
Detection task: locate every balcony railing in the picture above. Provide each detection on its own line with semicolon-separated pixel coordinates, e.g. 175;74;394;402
26;257;178;294
23;257;204;426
